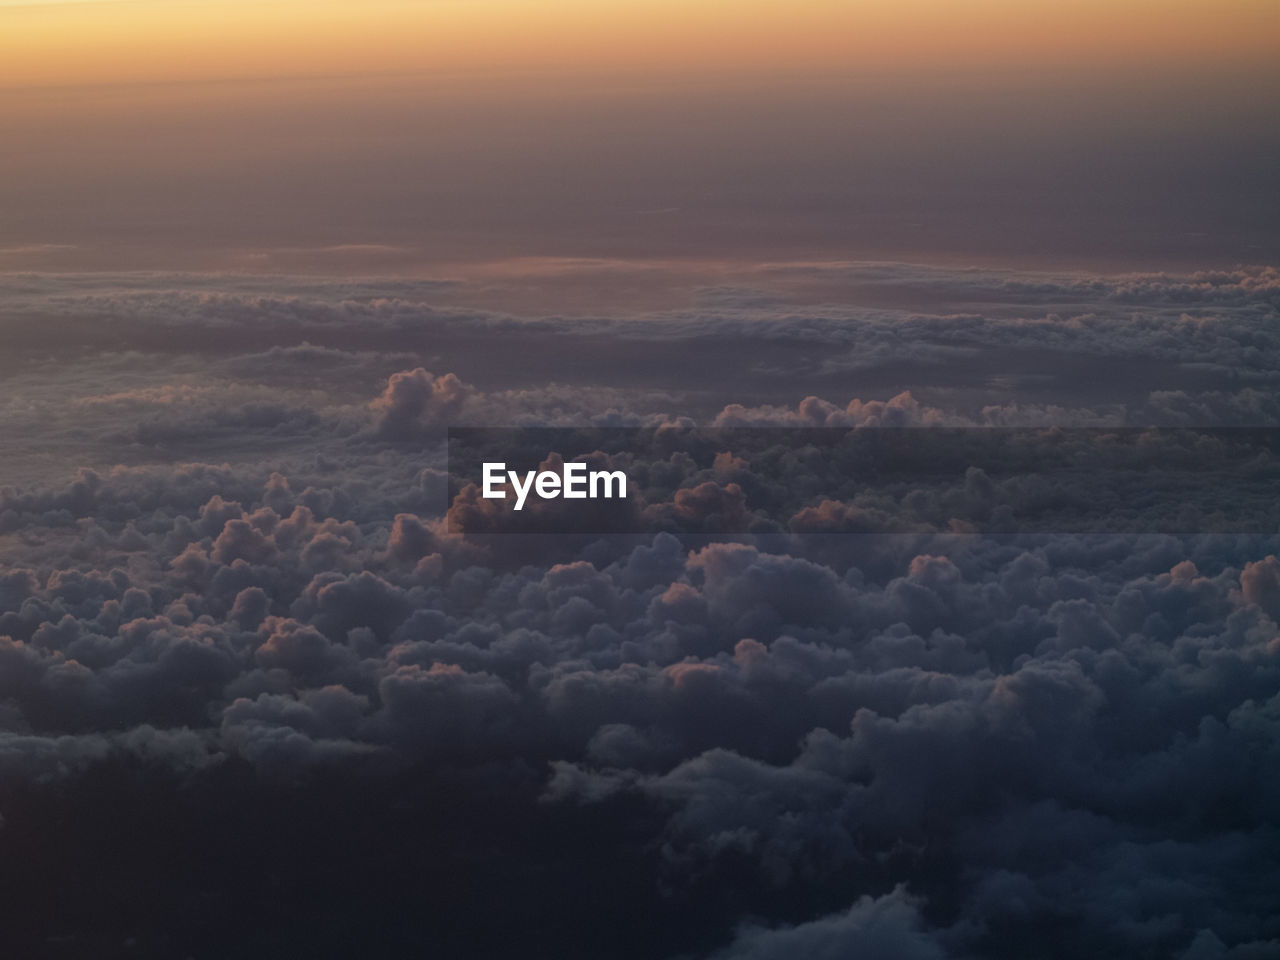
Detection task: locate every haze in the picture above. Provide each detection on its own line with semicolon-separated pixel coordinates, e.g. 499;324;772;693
2;0;1277;275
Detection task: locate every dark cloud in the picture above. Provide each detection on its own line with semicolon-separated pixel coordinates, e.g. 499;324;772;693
707;889;944;960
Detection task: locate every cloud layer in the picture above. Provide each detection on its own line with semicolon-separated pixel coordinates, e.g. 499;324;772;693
1;263;1279;956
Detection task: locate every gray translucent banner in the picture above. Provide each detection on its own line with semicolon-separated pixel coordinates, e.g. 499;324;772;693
446;427;1280;535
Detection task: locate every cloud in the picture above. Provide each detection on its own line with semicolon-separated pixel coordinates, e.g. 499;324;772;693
371;368;476;439
2;262;1280;955
707;888;944;960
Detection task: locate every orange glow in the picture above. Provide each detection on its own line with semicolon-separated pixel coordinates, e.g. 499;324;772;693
1;0;1277;88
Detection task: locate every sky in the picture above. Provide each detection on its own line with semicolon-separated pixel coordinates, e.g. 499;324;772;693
1;0;1278;273
2;2;1280;958
4;0;1276;84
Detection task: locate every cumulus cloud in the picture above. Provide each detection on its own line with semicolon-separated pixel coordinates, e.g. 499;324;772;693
371;368;476;439
2;262;1280;956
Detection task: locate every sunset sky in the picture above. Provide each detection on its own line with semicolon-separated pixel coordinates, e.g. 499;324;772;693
3;0;1279;84
2;0;1278;273
3;3;1280;957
